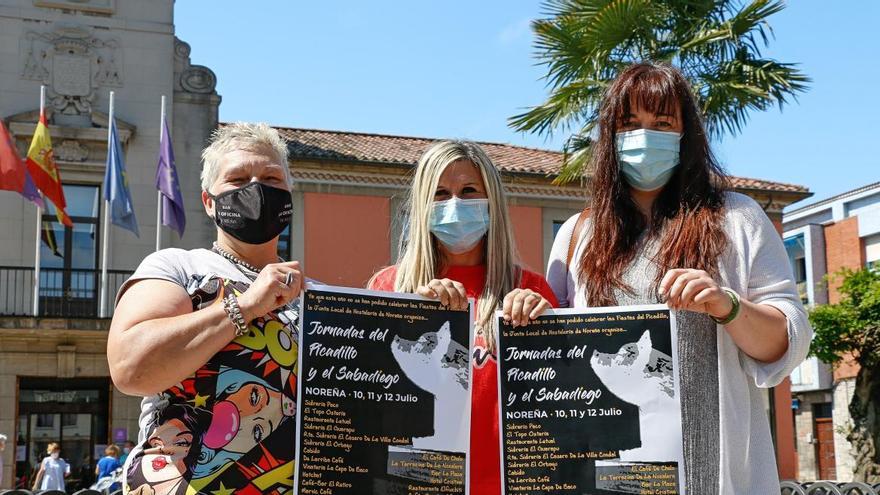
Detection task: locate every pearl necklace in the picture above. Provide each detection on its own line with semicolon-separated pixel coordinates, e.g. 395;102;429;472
212;242;260;273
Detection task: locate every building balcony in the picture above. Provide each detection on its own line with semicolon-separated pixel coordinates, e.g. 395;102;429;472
0;266;132;319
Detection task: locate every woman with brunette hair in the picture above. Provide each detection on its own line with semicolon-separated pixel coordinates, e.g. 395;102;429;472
369;140;558;494
546;62;811;493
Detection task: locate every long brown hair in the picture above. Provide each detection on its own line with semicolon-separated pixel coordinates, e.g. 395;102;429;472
580;62;729;306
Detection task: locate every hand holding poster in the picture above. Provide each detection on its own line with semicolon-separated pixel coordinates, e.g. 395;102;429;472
497;305;684;495
296;285;474;495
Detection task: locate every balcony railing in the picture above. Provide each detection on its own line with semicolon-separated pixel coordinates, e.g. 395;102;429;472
0;266;133;319
780;481;880;494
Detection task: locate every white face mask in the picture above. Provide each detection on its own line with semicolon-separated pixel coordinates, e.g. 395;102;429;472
616;128;682;191
429;197;490;254
50;452;59;459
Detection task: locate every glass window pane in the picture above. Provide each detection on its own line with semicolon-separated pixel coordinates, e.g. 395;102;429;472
36;414;54;428
16;415;30;489
71;222;98;270
42;184;99;219
67;271;97;301
66;185;101;219
61;413;93;489
19;389;101;404
29;413;60;467
39;185;100;300
39;265;64;299
39;222;65;269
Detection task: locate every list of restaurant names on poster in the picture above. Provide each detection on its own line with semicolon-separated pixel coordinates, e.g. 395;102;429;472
296;286;473;495
497;306;685;495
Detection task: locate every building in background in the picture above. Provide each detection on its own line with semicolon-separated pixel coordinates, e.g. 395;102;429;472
0;0;219;489
0;0;813;490
784;181;880;481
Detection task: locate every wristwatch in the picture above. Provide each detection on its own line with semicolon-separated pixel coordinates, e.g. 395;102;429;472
222;292;250;337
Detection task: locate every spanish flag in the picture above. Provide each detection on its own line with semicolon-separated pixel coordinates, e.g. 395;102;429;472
26;111;72;227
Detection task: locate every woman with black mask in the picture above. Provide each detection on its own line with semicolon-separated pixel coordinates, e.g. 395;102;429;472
108;123;302;494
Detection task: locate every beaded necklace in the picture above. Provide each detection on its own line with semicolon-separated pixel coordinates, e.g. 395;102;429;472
212;241;261;275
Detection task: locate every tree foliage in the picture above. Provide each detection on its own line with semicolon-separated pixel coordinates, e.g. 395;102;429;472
809;268;880;368
510;0;810;183
810;267;880;482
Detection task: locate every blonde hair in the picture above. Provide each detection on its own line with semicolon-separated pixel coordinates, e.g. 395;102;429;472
389;140;521;352
105;444;120;457
46;442;59;453
200;122;291;191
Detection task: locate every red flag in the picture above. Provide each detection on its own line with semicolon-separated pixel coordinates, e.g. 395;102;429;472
0;120;25;192
26;112;72;227
0;120;44;208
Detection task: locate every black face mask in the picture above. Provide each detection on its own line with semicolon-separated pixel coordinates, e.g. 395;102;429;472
209;182;292;245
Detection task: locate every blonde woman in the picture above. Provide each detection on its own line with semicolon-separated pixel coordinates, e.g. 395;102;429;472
32;442;70;491
368;140;558;494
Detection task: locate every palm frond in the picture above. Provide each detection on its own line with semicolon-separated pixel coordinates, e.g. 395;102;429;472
513;0;809;179
697;55;810;138
509;79;608;136
555;121;597;184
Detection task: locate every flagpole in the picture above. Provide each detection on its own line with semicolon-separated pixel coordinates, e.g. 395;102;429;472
31;85;48;317
99;91;114;318
155;95;165;252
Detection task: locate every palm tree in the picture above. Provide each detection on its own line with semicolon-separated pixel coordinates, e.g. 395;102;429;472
510;0;810;183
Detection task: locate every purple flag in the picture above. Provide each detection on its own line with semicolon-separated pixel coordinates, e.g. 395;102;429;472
155;118;185;236
22;168;45;209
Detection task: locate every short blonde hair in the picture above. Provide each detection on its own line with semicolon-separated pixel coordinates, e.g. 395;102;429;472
47;442;59;453
200;122;291;191
105;444;120;457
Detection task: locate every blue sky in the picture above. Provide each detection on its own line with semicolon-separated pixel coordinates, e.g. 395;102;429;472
176;1;879;207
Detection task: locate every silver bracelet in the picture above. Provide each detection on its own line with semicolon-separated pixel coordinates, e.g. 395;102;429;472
222;293;249;337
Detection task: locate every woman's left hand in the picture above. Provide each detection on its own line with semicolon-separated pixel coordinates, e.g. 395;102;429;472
659;269;734;319
502;289;551;327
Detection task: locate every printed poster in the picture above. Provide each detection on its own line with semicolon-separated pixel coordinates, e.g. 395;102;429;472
497;305;684;495
295;285;474;495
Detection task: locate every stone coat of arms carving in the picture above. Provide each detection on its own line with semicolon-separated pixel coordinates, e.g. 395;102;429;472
20;24;123;116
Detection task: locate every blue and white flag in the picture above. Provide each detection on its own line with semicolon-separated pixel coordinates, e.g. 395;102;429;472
103;119;139;236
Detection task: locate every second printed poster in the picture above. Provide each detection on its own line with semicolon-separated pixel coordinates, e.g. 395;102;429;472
295;285;474;495
497;305;684;495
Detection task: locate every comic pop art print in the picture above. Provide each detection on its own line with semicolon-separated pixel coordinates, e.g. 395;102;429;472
124;275;298;495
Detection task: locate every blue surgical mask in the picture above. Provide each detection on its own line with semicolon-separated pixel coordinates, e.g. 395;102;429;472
430;197;490;254
616;128;682;191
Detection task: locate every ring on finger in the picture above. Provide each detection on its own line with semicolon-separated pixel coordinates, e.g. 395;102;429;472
285;272;294;286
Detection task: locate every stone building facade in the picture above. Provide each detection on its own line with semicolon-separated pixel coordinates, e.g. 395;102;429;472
0;0;813;490
0;0;219;488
